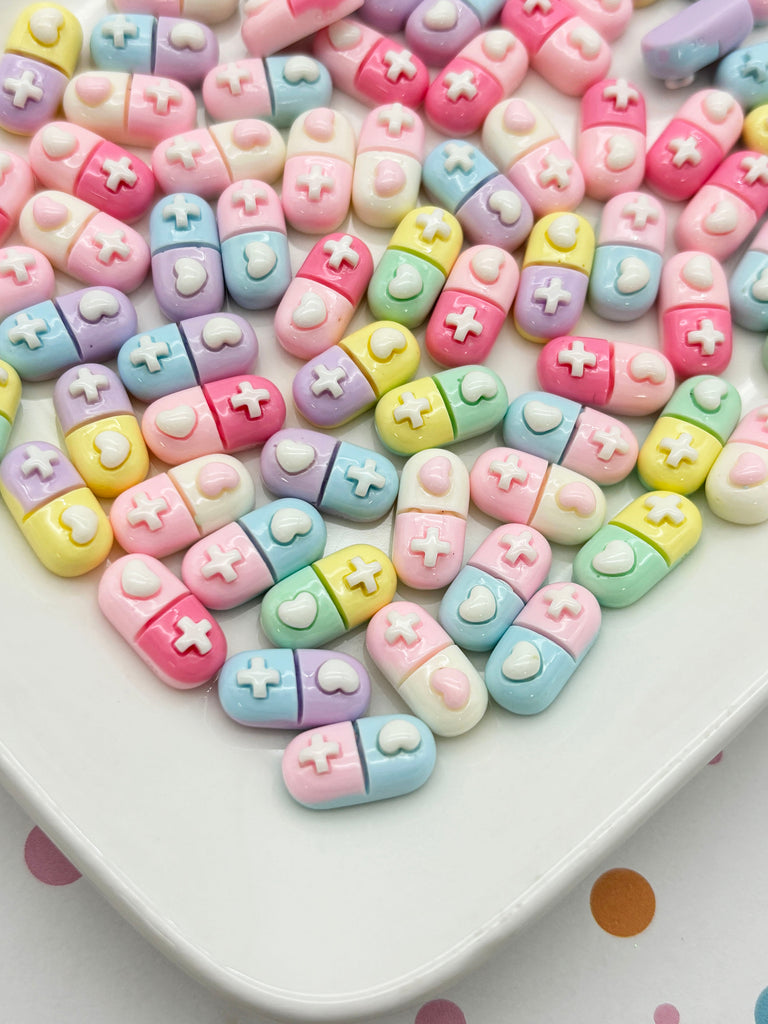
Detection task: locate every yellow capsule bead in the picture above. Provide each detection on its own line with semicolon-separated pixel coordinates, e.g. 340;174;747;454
611;490;702;565
339;321;420;398
64;415;149;499
375;378;454;455
522;212;595;275
637;415;723;493
314;544;397;628
6;3;83;77
0;359;21;455
744;105;768;155
389;206;463;273
16;489;113;577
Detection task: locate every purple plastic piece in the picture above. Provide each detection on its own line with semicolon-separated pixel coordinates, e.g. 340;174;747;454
0;441;82;512
53;363;133;434
358;0;422;32
153;17;219;85
151;248;226;322
514;266;588;341
296;649;371;726
641;0;754;82
405;0;482;65
292;348;376;428
56;287;138;361
260;428;337;503
458;176;534;252
0;55;67;135
182;313;258;384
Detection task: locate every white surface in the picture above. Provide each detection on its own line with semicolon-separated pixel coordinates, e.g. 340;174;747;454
1;1;767;1021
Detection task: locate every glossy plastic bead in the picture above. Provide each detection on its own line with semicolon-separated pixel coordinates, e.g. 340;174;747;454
0;246;54;320
577;77;646;200
438;523;552;652
19;191;149;292
260;543;397;649
0;359;21;456
485;581;601;714
482;97;585;216
202;56;332;127
110;453;255;558
63;71;197;148
0;151;33;243
743;103;768;153
0;3;82;135
358;0;421;32
181;498;326;610
729;221;768;331
424;29;528;138
29;122;154;225
242;0;364;58
151;120;286;199
282;108;356;234
117;313;258;403
500;0;611;97
513;212;594;344
470;445;606;545
352;104;424;229
141;374;286;464
53;363;149;498
537;335;676;416
572;491;702;607
659;251;732;378
425;245;518;366
705;405;768;524
366;601;487;736
375;365;508;456
567;0;632;40
637;375;742;495
0;440;112;577
714;43;768;110
641;0;753;87
219;648;370;728
674;150;768;261
588;191;665;322
404;0;505;65
261;428;399;522
274;233;374;359
293;322;419;428
217;180;291;310
643;89;743;202
0;286;135;382
112;0;239;25
98;553;227;689
422;139;533;252
89;14;218;87
282;714;436;810
313;18;429;109
503;390;638;484
367;206;463;328
149;193;224;322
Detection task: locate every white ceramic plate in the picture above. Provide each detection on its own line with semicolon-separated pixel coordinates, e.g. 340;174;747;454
2;0;767;1020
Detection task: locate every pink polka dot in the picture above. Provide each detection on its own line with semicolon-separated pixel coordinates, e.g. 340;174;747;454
708;751;723;765
24;827;81;886
654;1004;680;1024
415;999;467;1024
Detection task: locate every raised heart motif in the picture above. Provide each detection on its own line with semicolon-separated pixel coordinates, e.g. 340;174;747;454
417;454;452;495
173;256;208;296
155;404;197;439
591;538;635;575
488;189;522;225
546;213;579;251
501;641;541;681
628;351;668;384
275;438;316;474
692;376;728;412
169;20;207;50
703;90;734;124
60;504;99;544
461;369;497;403
523;399;563;433
502;98;536;134
568;24;601;58
423;0;458;29
616;256;651;295
316;658;360;694
328;19;362;49
121;558;162;598
303;108;335;143
32;194;69;231
74;73;113;106
681;253;713;291
556;481;597;517
201;317;243;350
277;591;318;629
291;290;327;329
283;56;321;84
458;585;497;623
196;460;242;498
232;120;271;150
387;263;423;300
374;159;406;198
482;29;516;61
41;124;77;159
269;506;313;543
377;718;422;755
245;241;277;280
29;7;64;45
78;289;120;323
704;199;738;235
751;268;768;302
368;325;407;360
470;247;504;284
729;451;768;487
605;134;636;172
429;666;470;710
94;429;131;469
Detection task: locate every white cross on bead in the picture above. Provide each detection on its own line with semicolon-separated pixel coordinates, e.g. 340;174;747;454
310;363;346;398
216;62;251;95
0;249;35;283
384;610;421;645
200;545;243;582
444;69;477;102
100;14;139;47
590;426;630;461
129;335;169;373
173;616;213;655
489;453;528;490
621;195;659;230
68;367;109;403
415;209;452;242
445;305;483;342
345;460;385;497
644;493;685;525
126;493;169;531
500;530;538;564
556;339;598;377
344;556;382;595
377;103;414;136
21;444;59;479
94;230;131;264
742;154;768;184
442;142;475;173
602;79;639;110
101;156;137;192
8;312;47;349
658;431;699;468
538;153;573;188
542;584;582;619
165;137;203;170
296;163;335;201
383;49;417;82
236;657;280;698
392;391;431;428
323;234;359;270
533;277;572;315
3;70;43;109
144;79;182;115
686;319;725;355
410;527;452;568
523;0;552;12
162;194;201;229
298;733;340;774
232;185;267;213
668;136;701;167
230;381;270;417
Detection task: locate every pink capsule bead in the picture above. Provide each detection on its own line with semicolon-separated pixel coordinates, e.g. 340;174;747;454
0;246;55;318
352;104;424;229
659;251;732;378
566;0;632;40
282;108;356;234
0;151;33;245
242;0;364;57
578;78;646;200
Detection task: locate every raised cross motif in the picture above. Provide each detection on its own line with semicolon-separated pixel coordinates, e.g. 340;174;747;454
392;391;431;428
500;530;538;564
445;305;482;342
323;234;359;270
444;69;477;102
556;339;597;377
236;657;280;698
686;319;725;355
542;584;582;619
173;616;213;655
310;363;346;398
216;62;252;94
230;382;270;417
102;156;137;192
644;493;685;525
667;136;701;168
8;312;47;349
489;453;528;490
21;444;58;479
298;733;340;774
533;277;572;315
296;163;335;201
126;493;169;530
344;556;383;595
100;14;139;47
384;610;421;645
129;335;170;373
165;137;203;170
200;545;243;582
345;460;386;497
3;70;43;109
0;249;35;283
410;527;451;568
94;230;131;264
658;431;698;468
162;193;201;229
383;49;417;82
68;366;109;403
602;79;639;110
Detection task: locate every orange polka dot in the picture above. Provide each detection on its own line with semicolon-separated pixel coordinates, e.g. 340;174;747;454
589;867;655;936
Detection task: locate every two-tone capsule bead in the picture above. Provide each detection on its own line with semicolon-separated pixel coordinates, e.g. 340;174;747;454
637;375;742;495
729;221;768;331
422;139;533;252
98;553;227;688
404;0;506;65
352;104;424;229
282;108;356;234
89;14;218;87
149;193;224;321
292;322;420;429
181;498;326;610
470;445;606;545
705;405;768;524
0;440;113;576
439;523;552;652
366;602;488;736
261;428;399;522
659;252;732;378
141;374;286;464
242;0;364;58
217;180;291;310
375;365;507;456
274;233;374;359
503;391;638;485
53;363;149;498
577;77;646;200
572;490;702;607
484;581;601;714
0;286;136;381
0;151;33;244
117;313;258;403
0;246;54;320
110;453;255;557
202;55;332;127
219;648;370;728
0;359;20;455
588;191;665;322
260;543;397;649
282;714;436;810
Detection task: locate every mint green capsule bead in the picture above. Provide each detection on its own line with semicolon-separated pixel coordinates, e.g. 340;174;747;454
260;568;344;649
435;365;508;440
572;523;670;608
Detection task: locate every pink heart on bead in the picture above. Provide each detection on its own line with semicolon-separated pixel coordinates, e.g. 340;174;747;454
303;108;335;143
429;667;470;710
729;451;768;487
418;455;452;496
74;74;113;106
556;482;597;517
33;195;69;230
232;120;271;150
374;159;406;198
503;98;536;134
196;461;241;498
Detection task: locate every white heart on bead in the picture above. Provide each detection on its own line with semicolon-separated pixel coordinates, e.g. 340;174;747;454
591;538;635;575
616;256;651;295
121;559;162;599
387;263;423;300
94;430;131;469
501;641;541;681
